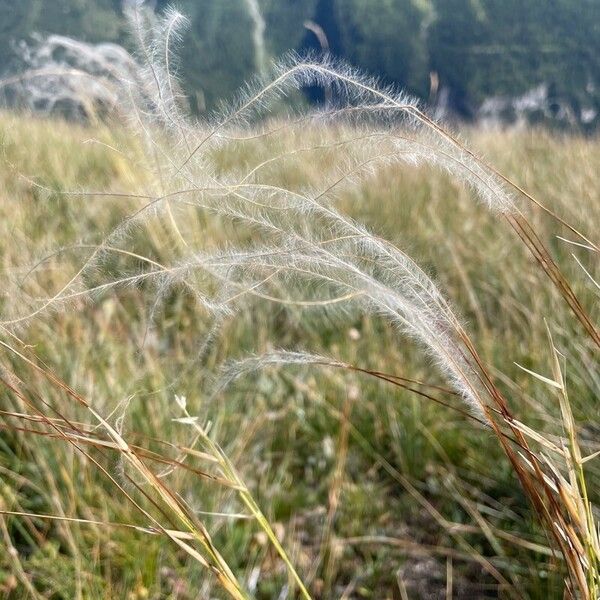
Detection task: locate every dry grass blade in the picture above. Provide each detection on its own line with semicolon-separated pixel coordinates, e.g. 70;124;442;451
0;338;249;600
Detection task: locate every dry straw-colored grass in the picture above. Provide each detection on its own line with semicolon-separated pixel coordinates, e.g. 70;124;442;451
0;6;598;599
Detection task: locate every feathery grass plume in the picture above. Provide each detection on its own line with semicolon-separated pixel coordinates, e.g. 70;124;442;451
35;39;598;347
124;6;192;146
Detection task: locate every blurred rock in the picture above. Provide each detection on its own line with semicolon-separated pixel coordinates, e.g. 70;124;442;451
430;82;598;130
476;84;596;129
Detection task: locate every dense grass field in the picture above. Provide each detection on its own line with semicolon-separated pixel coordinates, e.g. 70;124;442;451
0;110;598;599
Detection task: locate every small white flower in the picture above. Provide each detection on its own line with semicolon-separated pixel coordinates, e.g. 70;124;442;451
348;327;361;341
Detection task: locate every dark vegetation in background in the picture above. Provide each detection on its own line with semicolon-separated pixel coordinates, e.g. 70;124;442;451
1;0;600;122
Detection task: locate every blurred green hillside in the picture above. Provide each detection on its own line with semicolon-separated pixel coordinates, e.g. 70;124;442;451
2;0;600;121
1;0;600;117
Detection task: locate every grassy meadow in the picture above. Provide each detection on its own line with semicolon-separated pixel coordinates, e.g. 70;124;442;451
0;108;598;600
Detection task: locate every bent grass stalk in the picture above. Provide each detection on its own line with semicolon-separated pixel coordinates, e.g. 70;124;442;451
0;333;312;599
0;337;248;599
174;398;312;600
